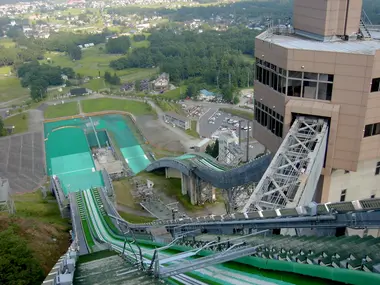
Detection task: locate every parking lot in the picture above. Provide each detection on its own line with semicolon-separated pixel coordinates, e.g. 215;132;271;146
198;109;252;139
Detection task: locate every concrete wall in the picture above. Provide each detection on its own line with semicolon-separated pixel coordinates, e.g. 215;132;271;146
328;158;380;202
255;42;374;172
293;0;362;38
165;167;182;179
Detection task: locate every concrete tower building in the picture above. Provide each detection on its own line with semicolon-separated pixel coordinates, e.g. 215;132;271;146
253;0;380;204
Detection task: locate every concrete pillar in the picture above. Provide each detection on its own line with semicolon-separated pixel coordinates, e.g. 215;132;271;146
189;174;198;205
181;173;188;195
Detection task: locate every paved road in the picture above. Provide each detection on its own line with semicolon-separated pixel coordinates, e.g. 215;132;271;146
28;109;44;133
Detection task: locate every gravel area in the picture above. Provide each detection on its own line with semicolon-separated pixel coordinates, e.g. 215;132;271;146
135;115;185;153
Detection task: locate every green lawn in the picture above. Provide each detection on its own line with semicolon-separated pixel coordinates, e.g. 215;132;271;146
82;78;109;91
0;65;12;75
220;108;254;120
113;179;138;209
4;112;29;134
131;40;150;49
154;99;185;116
0;37;15;48
162;85;187;99
0;77;29;103
119;68;158;82
43;45;158;80
44;102;79;119
12;189;69;227
118;211;156;224
82;98;155;116
185;120;199;138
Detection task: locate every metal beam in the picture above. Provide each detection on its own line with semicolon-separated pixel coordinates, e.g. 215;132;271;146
242;117;328;212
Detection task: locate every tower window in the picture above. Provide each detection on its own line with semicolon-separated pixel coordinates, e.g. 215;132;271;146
340;189;347;202
375;162;380;175
371;78;380;92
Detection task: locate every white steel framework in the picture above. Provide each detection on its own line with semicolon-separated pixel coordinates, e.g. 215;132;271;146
242;117;329;212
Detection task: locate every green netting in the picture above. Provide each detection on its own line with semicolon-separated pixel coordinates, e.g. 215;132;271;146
121;145;150;173
45;114;150;191
51;153;94;175
59;170;104;195
86;130;110;148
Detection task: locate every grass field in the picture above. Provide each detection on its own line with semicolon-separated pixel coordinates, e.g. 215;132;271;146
4;112;29;134
82;78;108;91
154;99;185;116
43;45;158;81
0;77;29;103
220;108;254;120
118;211;156;223
186;120;199;138
162;85;187;99
0;37;15;48
44;102;79;119
113;178;138;209
82;98;155;116
119;67;158;82
2;189;70;274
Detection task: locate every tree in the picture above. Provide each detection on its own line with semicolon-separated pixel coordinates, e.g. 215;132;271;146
205;144;213;156
212;139;219;158
104;71;111;82
205;140;219;158
67;45;82;60
221;85;235;102
62;67;75;79
104;71;120;85
186;84;198;98
0;228;45;284
133;34;146;42
106;36;131;54
30;80;48;101
0;116;6;136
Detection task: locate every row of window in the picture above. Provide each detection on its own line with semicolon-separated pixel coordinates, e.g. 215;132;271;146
255;59;335;101
371;78;380;93
254;100;283;138
340;189;376;202
364;123;380;138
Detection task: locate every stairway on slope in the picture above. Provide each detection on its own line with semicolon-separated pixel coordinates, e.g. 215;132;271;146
73;253;164;285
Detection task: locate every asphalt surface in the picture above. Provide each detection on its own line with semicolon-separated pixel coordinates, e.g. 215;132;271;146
199;108;251;139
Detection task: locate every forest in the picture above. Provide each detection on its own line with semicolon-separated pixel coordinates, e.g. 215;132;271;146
107;0;380;24
110;27;258;100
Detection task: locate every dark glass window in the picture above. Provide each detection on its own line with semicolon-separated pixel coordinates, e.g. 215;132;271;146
371;78;380;92
364;123;380;137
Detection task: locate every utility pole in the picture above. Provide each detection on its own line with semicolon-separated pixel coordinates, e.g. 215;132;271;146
247;68;250;88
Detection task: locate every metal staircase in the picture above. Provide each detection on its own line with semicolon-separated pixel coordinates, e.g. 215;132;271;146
359;10;372;40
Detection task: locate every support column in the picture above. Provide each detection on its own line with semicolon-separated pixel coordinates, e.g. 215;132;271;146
181;173;188;195
189;174;198;205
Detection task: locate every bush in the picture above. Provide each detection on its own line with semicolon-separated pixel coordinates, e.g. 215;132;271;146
0;228;45;284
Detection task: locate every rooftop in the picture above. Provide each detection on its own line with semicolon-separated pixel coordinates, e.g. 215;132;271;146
164;111;189;122
257;30;380;55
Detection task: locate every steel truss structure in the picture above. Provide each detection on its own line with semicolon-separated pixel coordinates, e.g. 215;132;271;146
242;117;329;212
